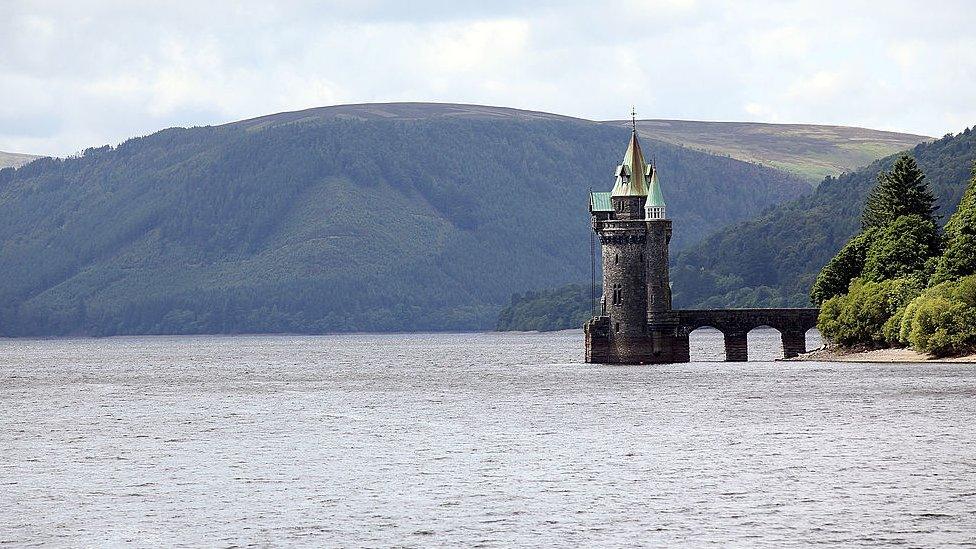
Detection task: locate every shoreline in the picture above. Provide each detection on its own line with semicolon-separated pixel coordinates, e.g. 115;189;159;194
789;346;976;363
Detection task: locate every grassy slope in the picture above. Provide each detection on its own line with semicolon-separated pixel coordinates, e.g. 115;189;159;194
614;119;931;183
0;151;42;169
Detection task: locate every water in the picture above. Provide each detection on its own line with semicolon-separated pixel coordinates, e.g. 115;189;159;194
2;328;975;547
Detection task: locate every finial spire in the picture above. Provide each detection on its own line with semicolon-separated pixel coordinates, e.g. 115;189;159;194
611;118;649;198
630;106;637;133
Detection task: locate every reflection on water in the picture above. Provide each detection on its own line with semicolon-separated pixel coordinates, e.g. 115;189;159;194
1;329;973;547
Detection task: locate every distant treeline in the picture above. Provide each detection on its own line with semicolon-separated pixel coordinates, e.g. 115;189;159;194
495;284;597;332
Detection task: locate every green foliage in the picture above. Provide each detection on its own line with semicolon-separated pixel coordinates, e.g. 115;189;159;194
898;275;976;356
861;155;937;229
817;277;918;347
672;128;976;309
812;155;941;349
813;150;976;355
809;229;875;305
861;214;940;282
931;163;976;284
0;109;809;336
495;284;595;331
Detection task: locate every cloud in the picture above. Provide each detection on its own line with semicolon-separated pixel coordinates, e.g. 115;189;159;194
1;0;975;155
787;70;848;103
749;26;810;59
421;19;529;73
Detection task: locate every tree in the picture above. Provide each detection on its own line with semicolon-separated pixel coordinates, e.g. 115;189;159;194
861;214;940;283
931;163;976;284
899;275;976;356
810;229;876;305
862;155;937;229
813;156;944;348
817;277;914;347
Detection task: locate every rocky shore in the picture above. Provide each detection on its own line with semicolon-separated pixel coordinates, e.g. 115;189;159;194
789;345;976;363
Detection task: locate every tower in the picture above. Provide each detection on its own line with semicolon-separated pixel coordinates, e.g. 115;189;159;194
584;121;688;364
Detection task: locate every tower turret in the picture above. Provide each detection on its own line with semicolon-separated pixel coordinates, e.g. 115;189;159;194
643;160;672;316
610;127;649;220
644;162;666;220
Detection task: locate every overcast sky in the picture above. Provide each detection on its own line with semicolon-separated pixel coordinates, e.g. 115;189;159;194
3;0;974;156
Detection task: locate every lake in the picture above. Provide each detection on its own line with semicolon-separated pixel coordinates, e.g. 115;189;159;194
2;329;975;546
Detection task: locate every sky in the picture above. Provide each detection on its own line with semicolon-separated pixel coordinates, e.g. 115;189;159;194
2;0;975;156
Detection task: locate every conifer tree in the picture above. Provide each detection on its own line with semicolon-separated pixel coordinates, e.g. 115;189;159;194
931;163;976;284
861;155;937;229
810;229;875;305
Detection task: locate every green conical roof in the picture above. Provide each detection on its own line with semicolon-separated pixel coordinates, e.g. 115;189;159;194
646;164;665;207
611;131;649;197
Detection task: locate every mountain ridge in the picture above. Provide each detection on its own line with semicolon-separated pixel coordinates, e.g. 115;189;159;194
5;102;929;182
0;108;811;336
225;102;929;182
0;151;43;169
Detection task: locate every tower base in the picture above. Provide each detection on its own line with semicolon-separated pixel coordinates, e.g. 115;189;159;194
584;316;690;364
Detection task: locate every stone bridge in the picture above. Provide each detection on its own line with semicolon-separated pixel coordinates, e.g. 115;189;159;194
675;308;820;361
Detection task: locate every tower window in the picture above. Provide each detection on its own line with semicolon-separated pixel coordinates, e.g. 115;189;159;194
612;284;623;305
614;253;619;265
646;206;666;220
615;322;620;333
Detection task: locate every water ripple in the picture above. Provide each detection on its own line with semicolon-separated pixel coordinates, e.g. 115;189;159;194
1;329;975;546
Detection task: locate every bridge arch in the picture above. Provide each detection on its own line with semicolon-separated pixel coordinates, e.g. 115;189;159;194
687;326;725;362
747;325;784;362
676;309;819;362
805;327;824;352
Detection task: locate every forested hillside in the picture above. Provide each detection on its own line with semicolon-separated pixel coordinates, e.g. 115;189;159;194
0;104;809;336
671;127;976;309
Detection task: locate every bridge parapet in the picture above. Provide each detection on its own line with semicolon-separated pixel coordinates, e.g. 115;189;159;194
676;308;819;334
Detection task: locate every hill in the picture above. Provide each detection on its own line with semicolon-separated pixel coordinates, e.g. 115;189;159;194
229;102;581;128
0;151;42;169
614;119;929;183
0;103;811;336
238;103;930;183
671;126;976;310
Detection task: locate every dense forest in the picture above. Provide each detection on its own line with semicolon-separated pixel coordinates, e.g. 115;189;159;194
671;127;976;309
0;106;808;336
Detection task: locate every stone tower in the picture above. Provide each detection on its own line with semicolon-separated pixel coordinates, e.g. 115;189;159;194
584;125;689;364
